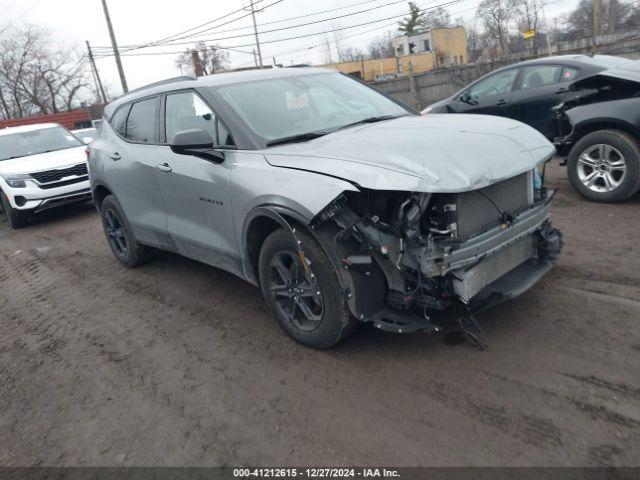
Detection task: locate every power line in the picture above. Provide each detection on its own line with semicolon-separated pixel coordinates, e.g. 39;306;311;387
108;0;419;50
93;0;281;54
0;0;19;16
94;0;469;59
129;0;405;43
271;0;485;66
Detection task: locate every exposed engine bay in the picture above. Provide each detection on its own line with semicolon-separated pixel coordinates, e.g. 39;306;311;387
309;169;563;334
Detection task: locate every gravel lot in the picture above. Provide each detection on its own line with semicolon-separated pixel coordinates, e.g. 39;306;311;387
0;162;639;467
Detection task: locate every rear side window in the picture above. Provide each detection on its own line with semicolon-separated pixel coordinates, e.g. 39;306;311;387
561;67;579;82
109;105;129;137
126;97;158;143
520;65;563;90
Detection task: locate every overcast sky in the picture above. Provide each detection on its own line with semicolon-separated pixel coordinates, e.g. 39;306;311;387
1;0;579;98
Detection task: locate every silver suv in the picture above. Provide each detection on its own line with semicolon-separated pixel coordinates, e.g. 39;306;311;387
89;68;563;348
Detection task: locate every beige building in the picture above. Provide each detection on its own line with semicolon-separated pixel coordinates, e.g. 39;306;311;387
323;27;468;82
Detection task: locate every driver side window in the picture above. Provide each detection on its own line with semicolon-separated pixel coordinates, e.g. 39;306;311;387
165;91;234;146
466;69;519;101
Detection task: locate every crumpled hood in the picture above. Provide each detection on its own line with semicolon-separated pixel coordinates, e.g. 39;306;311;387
0;146;87;176
264;115;554;193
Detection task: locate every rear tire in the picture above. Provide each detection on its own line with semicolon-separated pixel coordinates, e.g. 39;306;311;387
258;228;357;349
567;130;640;203
100;195;151;268
1;191;29;229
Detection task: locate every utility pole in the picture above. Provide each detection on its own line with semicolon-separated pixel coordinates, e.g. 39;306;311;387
86;41;107;104
593;0;602;53
100;0;128;93
249;0;263;67
541;5;553;57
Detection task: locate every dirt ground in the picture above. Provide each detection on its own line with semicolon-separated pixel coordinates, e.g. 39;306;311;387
0;162;639;467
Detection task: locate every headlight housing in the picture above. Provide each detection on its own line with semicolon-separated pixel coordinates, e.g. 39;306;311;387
2;174;31;188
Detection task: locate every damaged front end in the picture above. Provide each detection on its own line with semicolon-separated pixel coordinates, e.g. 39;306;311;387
309;169;563;334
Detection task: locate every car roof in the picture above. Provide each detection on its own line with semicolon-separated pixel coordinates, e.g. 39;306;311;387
104;67;335;118
512;54;634;68
0;123;60;136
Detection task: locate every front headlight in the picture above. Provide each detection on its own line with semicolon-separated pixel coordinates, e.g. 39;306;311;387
1;174;31;188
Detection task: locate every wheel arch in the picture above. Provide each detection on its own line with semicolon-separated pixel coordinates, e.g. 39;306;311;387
562;118;640;156
242;205;314;286
92;182;114;211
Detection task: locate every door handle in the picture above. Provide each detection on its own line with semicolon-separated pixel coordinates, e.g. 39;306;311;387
554;87;568;94
108;152;121;161
155;162;172;173
497;99;508;106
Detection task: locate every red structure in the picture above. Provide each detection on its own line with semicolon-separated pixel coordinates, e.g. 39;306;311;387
0;107;103;131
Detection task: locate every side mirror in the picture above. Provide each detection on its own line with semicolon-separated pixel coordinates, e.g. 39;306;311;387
459;91;477;105
170;128;225;163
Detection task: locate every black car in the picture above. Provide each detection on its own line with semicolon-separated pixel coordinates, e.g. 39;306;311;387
425;55;640;202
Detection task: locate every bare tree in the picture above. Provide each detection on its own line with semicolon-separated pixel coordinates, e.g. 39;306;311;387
175;42;229;76
340;47;366;62
477;0;513;56
0;25;89;120
367;34;395;59
332;26;346;63
564;0;637;38
425;7;452;29
510;0;548;52
320;34;334;64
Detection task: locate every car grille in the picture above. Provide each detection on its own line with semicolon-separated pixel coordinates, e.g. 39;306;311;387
30;163;88;184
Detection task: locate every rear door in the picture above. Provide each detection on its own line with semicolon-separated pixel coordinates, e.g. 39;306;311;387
95;96;172;249
152;90;241;274
453;68;520;116
508;64;579;139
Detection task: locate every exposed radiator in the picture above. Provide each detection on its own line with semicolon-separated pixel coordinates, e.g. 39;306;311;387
455;172;533;241
451;235;537;303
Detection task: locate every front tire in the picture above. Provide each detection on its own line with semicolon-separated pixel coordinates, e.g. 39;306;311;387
567;130;640;203
100;195;151;268
258;228;357;349
1;191;29;229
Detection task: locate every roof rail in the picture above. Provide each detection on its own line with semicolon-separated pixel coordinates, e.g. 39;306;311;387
128;76;197;94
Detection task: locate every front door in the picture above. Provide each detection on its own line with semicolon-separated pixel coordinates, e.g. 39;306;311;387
455;67;520;117
154;90;241;275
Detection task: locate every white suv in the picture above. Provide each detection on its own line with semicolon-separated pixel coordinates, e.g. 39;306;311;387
0;123;92;228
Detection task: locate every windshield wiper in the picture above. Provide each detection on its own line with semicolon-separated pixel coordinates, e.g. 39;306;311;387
266;131;329;147
336;114;407;131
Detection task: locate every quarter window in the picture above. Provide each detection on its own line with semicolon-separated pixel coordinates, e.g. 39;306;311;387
109;105;129;137
561;67;579;82
520;65;563;90
165;91;233;146
126;97;158;143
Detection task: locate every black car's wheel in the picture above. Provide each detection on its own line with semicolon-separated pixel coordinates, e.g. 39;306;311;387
100;195;151;268
258;228;357;349
567;130;640;203
1;191;29;229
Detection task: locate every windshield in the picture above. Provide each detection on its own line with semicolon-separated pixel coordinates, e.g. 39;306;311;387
0;126;83;161
213;72;411;143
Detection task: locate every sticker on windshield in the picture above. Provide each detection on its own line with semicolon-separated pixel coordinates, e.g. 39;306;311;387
286;91;309;110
